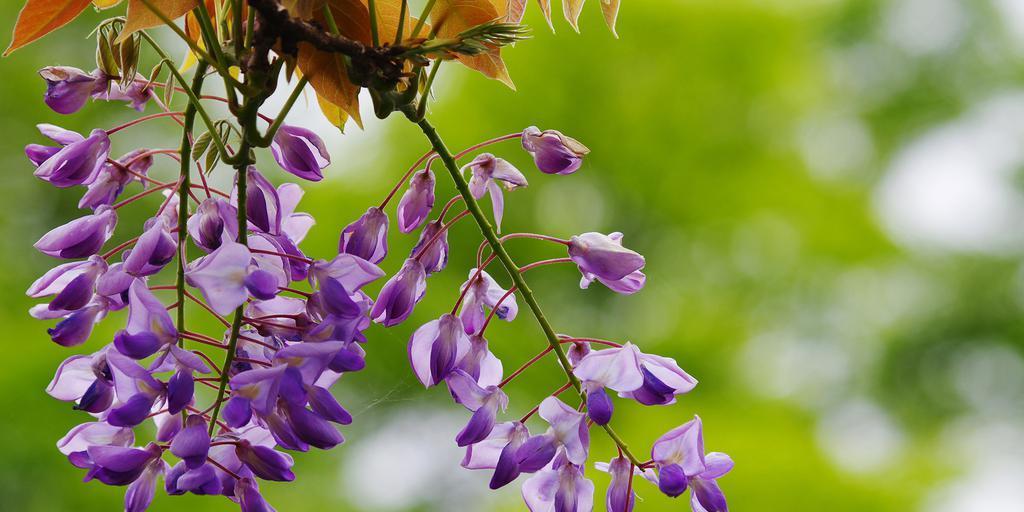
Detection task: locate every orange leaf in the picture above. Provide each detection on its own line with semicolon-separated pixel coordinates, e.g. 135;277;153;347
536;0;553;30
504;0;528;24
600;0;619;37
121;0;198;40
296;0;372;128
317;93;350;131
431;0;514;89
4;0;94;56
562;0;583;32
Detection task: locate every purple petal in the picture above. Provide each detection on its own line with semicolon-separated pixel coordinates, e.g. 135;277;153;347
170;416;210;469
397;169;435;233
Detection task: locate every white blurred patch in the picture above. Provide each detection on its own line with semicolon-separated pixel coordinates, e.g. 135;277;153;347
993;0;1024;50
739;331;851;408
884;0;967;56
874;94;1024;254
340;408;511;511
796;112;875;182
924;416;1024;512
950;343;1024;414
816;399;906;473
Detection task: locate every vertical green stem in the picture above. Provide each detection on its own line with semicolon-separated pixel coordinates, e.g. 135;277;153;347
368;0;380;46
410;113;643;466
207;105;255;435
176;62;209;347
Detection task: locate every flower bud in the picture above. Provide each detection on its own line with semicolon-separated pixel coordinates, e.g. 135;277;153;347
521;126;589;175
39;66;102;115
271;124;330;181
397;169;435;233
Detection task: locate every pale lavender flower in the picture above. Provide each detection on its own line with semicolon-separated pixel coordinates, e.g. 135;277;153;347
596;456;636;512
458;268;518;335
339;207;389;264
446;369;509;446
408;314;469;387
538;396;590;465
123;217;176;277
58;421;133;456
568;231;646;294
81;149;153;209
521;126;590;175
618;346;697;406
47;348;114;412
32;128;110;188
186;242;255;315
92;78;152;111
27;255;106;312
270;125;330;181
466;153;527;231
397;169;435;233
648;417;732;510
187;197;239;252
572;342;644;425
370;258;426;327
34;205;117;258
521;452;595;512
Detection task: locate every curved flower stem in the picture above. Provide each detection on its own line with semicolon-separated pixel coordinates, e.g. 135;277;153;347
517;257;573;273
477;233;570;268
176;63;208;350
437;195;463;222
412;209;469;260
499;345;550;388
411;114;643;466
379;149;434;209
558;336;623;348
250;248;314;264
520;381;573;423
106;111;184;135
256;75;310;146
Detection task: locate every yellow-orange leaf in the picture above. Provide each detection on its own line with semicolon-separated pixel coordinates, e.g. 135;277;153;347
93;0;124;8
4;0;94;56
562;0;583;32
431;0;514;88
121;0;198;40
296;0;372;128
600;0;619;37
504;0;527;24
317;93;350;131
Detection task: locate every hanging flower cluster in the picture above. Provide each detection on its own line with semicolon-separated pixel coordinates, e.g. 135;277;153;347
18;1;731;510
28;65;384;511
373;125;733;511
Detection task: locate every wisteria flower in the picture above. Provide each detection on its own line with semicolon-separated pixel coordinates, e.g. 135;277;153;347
27;255;106;312
271;124;330;181
596;456;636;512
186;242;260;315
409;314;469;387
647;417;732;511
465;153;528;231
39;66;102;114
446;369;509;446
34;205;117;259
370;258;426;327
521;126;590;175
458;268;518;335
410;219;449;274
112;280;177;359
32;128;110;188
538;396;590;465
81;149;154;209
572;342;645;424
618;346;698;406
397;169;435;233
568;231;646;294
339;207;389;264
187;197;239;252
521;452;595;512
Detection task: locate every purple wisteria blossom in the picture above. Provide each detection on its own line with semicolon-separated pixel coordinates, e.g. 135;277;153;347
31;126;110;188
339;207;389;263
271;125;330;181
465;153;527;231
522;125;590;175
397;169;435;233
23;35;728;511
39;66;102;114
568;231;646;294
458;268;518;335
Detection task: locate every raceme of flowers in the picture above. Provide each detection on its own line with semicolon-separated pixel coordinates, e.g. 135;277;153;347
27;65;731;511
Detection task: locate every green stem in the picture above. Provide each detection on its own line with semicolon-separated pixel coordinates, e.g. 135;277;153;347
411;0;435;39
140;33;235;160
257;75;310;146
207;101;261;435
410;113;643;466
395;0;407;45
368;0;380;46
137;0;240;88
176;62;209;350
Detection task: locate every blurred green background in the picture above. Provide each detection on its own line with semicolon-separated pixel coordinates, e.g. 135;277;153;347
3;0;1024;510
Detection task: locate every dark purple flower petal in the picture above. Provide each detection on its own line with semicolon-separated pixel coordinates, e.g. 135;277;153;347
236;477;277;512
107;394;157;427
521;126;589;175
235;440;296;482
307;385;352;425
586;387;614;425
39;66;102;115
284;401;344;450
657;463;688;498
397;169;435;233
113;330;162;360
35;206;117;258
409;220;449;275
245;269;279;300
370;258;426;327
33;129;110;188
223;396;253;428
270;125;329;181
170;416;210;469
339;207;389;264
166;369;195;415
